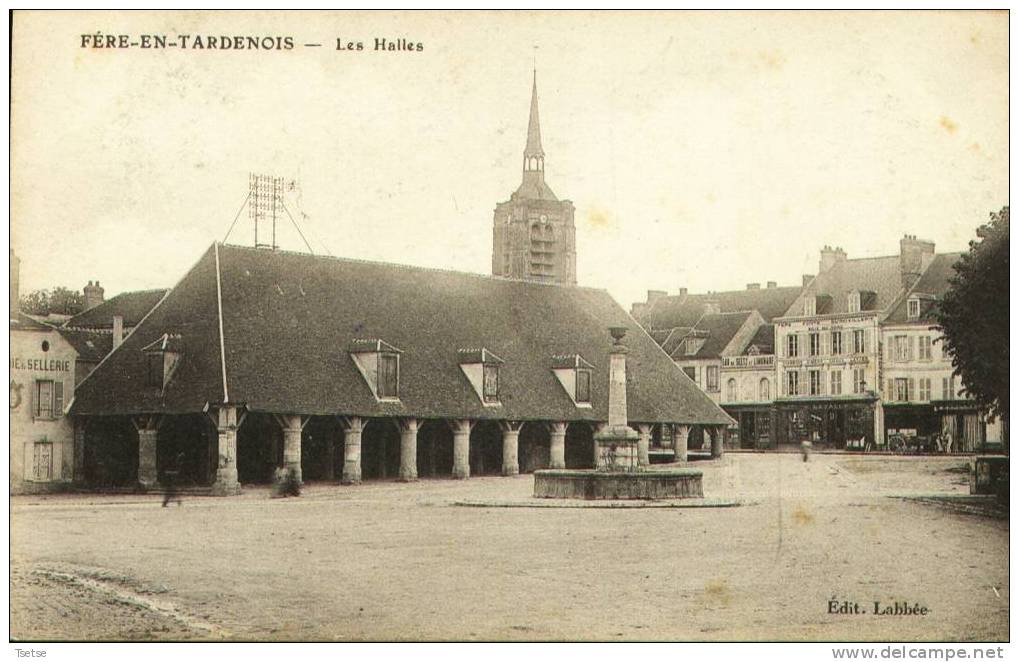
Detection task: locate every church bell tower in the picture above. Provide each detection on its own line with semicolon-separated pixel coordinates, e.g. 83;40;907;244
491;72;577;285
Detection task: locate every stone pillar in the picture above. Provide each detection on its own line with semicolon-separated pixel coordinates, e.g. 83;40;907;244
72;418;87;485
340;416;363;485
399;418;419;482
279;414;305;484
500;421;522;476
674;424;690;463
451;419;474;479
549;421;567;469
710;426;724;459
636;424;652;468
213;406;240;495
137;428;158;489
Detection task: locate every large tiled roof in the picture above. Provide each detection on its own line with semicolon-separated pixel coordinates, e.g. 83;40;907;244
781;255;905;318
885;253;962;324
64;289;168;329
71;243;731;425
638;285;803;328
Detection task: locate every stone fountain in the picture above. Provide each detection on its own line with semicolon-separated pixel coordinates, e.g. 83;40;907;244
533;327;704;500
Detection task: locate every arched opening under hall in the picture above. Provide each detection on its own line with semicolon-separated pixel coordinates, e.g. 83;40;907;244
361;418;400;480
237;412;282;484
688;425;708;453
417;419;454;478
518;421;549;473
84;416;138;487
469;420;503;476
156;414;215;487
565;422;595;469
302;416;342;481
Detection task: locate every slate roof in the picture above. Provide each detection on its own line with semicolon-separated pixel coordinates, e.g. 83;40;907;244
781;255;903;318
71;243;732;425
57;328;113;362
64;289;168;329
9;311;54;332
885;253;962;324
637;285;803;329
680;312;754;360
746;323;775;355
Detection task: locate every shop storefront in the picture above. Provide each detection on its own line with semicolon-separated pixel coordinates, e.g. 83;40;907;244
774;396;877;449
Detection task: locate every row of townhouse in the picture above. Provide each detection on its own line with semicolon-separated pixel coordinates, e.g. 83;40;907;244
632;235;1005;452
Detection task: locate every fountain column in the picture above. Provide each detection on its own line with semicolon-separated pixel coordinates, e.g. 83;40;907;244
593;327;639;470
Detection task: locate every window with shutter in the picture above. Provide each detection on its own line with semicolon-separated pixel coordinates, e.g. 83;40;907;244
53;381;63;417
34;380;54;419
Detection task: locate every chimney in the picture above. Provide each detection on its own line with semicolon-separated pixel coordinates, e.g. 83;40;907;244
646;289;667;304
766;281;777;289
112;315;124;350
802;274;814;286
630;302;647;318
900;234;936;287
84;280;105;311
704;300;721;315
10;249;20;316
819;244;847;273
678;287;688;297
746;283;760;290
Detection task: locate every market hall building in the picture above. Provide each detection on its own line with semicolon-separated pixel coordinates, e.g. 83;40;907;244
68;242;733;493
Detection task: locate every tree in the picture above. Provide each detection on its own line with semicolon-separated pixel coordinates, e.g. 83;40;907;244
18;287;85;316
47;287;85;315
936;206;1009;424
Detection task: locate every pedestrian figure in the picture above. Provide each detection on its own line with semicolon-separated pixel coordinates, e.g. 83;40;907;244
800;440;811;462
944;430;954;454
162;450;185;507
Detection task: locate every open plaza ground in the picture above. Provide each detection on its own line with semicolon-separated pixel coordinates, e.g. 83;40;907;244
10;453;1008;642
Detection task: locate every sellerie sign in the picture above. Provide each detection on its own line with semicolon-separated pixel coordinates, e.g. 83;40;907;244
10;358;71;373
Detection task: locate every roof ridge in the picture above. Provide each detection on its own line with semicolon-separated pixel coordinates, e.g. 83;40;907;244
217;242;609;294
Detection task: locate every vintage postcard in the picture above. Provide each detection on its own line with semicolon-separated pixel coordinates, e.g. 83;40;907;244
8;9;1009;652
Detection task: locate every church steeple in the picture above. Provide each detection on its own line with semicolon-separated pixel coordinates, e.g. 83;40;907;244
492;69;576;286
523;70;545;177
524;70;544;159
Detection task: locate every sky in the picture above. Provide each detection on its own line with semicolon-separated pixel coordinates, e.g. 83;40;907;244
10;10;1009;309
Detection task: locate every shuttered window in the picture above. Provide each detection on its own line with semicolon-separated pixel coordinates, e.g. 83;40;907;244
33;380;62;419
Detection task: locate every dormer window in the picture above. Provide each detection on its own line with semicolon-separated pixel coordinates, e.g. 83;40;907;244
848;291;861;313
551;354;595;407
803;297;816;316
907;297;920;320
140;333;183;391
350;338;403;402
483;364;500;403
146;353;163;388
575;368;591;404
378;353;399;399
458;348;504;406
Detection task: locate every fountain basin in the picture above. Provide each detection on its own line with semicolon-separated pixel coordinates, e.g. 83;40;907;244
533;468;704;500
